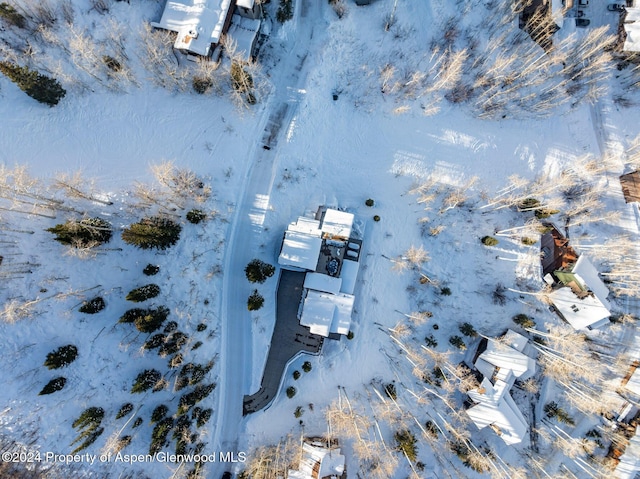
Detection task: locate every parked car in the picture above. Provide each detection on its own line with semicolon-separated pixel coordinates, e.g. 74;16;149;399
576;18;591;27
608;4;625;11
579;0;589;5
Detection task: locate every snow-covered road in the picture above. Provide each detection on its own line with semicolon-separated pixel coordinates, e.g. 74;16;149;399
210;0;326;474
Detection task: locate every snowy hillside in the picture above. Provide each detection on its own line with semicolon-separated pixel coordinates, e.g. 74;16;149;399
1;0;640;478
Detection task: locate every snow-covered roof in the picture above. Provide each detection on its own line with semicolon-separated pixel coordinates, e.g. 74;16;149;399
236;0;255;7
227;15;260;61
626;368;640;396
615;427;640;479
466;330;535;445
571;256;610;308
321;209;354;240
287;443;345;479
339;258;359;295
304;272;342;295
466;378;529;445
300;290;354;337
624;9;640;52
549;286;611;330
551;0;564;28
288;217;322;236
626;7;640;23
278;231;322;271
151;0;233;56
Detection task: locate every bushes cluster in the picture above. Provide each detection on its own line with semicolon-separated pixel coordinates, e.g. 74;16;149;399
481;235;499;246
79;296;105;314
158;331;188;357
122;217;181;250
39;377;66;395
119;306;169;333
126;284;160;302
449;336;466;350
143;264;160;276
150;417;173;455
175;361;214;391
0;61;66;106
71;407;104;454
245;259;275;283
44;345;78;369
513;313;536;328
186;209;206;224
192;407;212;428
47;217;112;247
459;322;477;337
178;383;216;415
131;369;162;394
276;0;293;23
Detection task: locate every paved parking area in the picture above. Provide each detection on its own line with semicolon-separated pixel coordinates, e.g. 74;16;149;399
243;269;324;415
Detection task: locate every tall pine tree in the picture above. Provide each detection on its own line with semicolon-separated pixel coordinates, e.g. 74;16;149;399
0;62;65;106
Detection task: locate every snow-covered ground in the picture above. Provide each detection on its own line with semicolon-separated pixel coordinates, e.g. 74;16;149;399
1;0;640;478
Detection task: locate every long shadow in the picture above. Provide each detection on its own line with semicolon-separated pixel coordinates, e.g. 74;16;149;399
243;269;324;415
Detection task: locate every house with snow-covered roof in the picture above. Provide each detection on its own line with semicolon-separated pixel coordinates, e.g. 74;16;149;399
466;330;536;445
548;255;611;330
278;207;362;339
614;426;640;479
287;440;346;479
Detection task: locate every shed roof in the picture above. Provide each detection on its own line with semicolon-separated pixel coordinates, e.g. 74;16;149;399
321;209;354;240
300;290;354;337
151;0;232;56
304;272;342;295
287;443;345;479
549;286;611;330
278;231;322;271
339;259;359;295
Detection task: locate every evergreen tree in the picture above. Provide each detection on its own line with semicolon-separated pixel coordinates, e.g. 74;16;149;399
126;284;160;302
394;429;418;462
115;403;134;419
47;217;112;247
151;404;169;423
0;3;25;28
0;61;65;106
44;345;78;369
131;369;162;393
38;377;66;395
122;217;182;250
245;259;275;283
79;297;106;314
119;306;169;333
247;289;264;311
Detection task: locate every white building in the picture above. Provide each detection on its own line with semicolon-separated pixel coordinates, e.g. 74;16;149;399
287;441;346;479
466;330;536;445
549;256;611;330
614;427;640;479
151;0;234;57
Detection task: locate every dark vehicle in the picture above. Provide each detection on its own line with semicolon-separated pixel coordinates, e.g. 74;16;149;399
578;0;589;5
576;9;585;16
221;473;232;479
576;18;591;26
608;4;625;11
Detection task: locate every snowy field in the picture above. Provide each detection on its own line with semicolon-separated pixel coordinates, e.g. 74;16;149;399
1;0;640;478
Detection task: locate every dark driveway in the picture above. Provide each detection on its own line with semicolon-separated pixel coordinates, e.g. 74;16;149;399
243;269;324;415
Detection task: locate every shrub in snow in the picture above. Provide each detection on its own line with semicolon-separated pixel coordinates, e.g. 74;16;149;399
294;406;304;418
513;314;536;329
144;334;165;350
169;353;184;369
424;334;438;348
196;323;207;332
425;421;439;439
373;215;381;222
450;440;490;473
102;55;122;72
286;386;296;398
79;296;106;314
192;76;213;94
115;403;134;419
38;377;66;395
394;429;418;462
119;306;169;333
521;236;538;245
292;370;300;380
143;264;160;276
126;284;160;302
71;407;105;454
47;217;112;247
44;345;78;369
384;383;397;400
440;287;452;296
151;404;169;423
115;436;131;453
121;217;181;250
247;290;264;311
172;414;192;442
301;361;312;373
0;62;66;106
164;320;178;333
150;417;173;455
535;208;559;219
193;407;212;427
365;198;375;207
186;209;207;224
544;401;575;426
459;322;477;337
132;417;143;428
481;235;498;246
449;335;466;350
347;330;354;340
492;284;507;305
245;259;275;283
518;198;541;211
0;3;26;28
131;369;162;394
276;0;293;23
191;341;203;350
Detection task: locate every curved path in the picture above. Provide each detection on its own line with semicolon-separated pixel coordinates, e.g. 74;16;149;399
209;0;325;475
